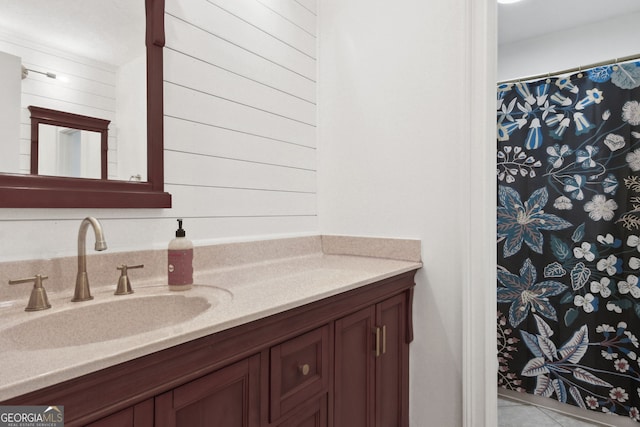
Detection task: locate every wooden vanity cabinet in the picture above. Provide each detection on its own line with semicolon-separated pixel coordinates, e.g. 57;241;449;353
2;271;416;427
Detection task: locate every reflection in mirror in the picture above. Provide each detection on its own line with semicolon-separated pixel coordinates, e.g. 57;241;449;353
38;125;102;179
0;0;171;208
29;106;109;180
0;0;146;181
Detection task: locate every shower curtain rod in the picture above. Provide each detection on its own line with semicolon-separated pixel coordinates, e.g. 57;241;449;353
497;52;640;85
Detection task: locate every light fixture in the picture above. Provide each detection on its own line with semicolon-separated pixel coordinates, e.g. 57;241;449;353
498;0;524;4
21;65;57;80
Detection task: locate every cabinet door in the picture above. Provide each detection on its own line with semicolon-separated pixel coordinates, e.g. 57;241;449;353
334;293;409;427
84;399;153;427
155;355;260;427
376;293;408;427
334;306;375;427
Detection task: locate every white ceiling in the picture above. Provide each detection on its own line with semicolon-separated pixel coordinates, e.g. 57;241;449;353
3;1;638;67
0;0;145;66
499;0;640;45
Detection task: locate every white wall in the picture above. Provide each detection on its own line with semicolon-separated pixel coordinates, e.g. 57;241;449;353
0;0;319;261
116;53;147;181
499;12;640;81
318;0;496;425
162;0;317;230
0;51;20;173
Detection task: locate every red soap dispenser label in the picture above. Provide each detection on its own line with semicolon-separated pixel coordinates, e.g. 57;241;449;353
168;248;194;285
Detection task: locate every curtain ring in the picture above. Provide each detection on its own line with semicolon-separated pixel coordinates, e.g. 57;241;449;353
613;58;619;71
545;72;551;84
577;66;583;78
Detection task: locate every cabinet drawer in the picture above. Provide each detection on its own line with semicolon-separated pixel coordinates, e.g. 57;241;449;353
270;326;330;421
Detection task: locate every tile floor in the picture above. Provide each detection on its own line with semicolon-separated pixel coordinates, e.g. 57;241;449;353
498;397;603;427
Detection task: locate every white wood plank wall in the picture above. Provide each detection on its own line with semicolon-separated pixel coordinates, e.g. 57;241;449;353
162;0;318;235
0;0;318;261
0;35;119;177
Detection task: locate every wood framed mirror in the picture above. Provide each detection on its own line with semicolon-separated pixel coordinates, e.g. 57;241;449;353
0;0;171;208
29;106;110;180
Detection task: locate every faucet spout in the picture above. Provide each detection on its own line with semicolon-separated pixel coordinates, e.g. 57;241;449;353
72;217;107;302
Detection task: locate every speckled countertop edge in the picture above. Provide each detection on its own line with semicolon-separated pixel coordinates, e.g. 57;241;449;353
0;235;422;401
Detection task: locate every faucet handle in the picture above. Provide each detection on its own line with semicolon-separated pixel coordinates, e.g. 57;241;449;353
115;264;144;295
8;274;52;311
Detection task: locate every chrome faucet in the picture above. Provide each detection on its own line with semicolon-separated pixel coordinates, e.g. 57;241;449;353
72;217;108;302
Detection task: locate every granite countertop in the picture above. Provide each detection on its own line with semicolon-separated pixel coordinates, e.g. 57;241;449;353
0;236;421;401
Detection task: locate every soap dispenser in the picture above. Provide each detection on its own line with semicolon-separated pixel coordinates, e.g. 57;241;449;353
168;219;193;291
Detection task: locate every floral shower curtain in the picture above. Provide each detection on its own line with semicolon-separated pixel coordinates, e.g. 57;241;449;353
497;61;640;422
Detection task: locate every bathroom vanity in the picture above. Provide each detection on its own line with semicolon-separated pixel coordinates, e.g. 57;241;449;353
0;236;420;427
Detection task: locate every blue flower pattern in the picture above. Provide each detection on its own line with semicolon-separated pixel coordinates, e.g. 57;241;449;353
498;186;572;257
497;65;640;421
497;259;567;327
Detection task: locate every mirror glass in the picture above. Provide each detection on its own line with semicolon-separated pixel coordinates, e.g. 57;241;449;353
0;0;146;181
38;125;102;179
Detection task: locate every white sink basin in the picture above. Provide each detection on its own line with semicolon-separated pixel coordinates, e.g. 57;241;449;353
0;286;229;349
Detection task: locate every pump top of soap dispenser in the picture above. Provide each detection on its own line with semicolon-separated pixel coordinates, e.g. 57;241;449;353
176;219;186;237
